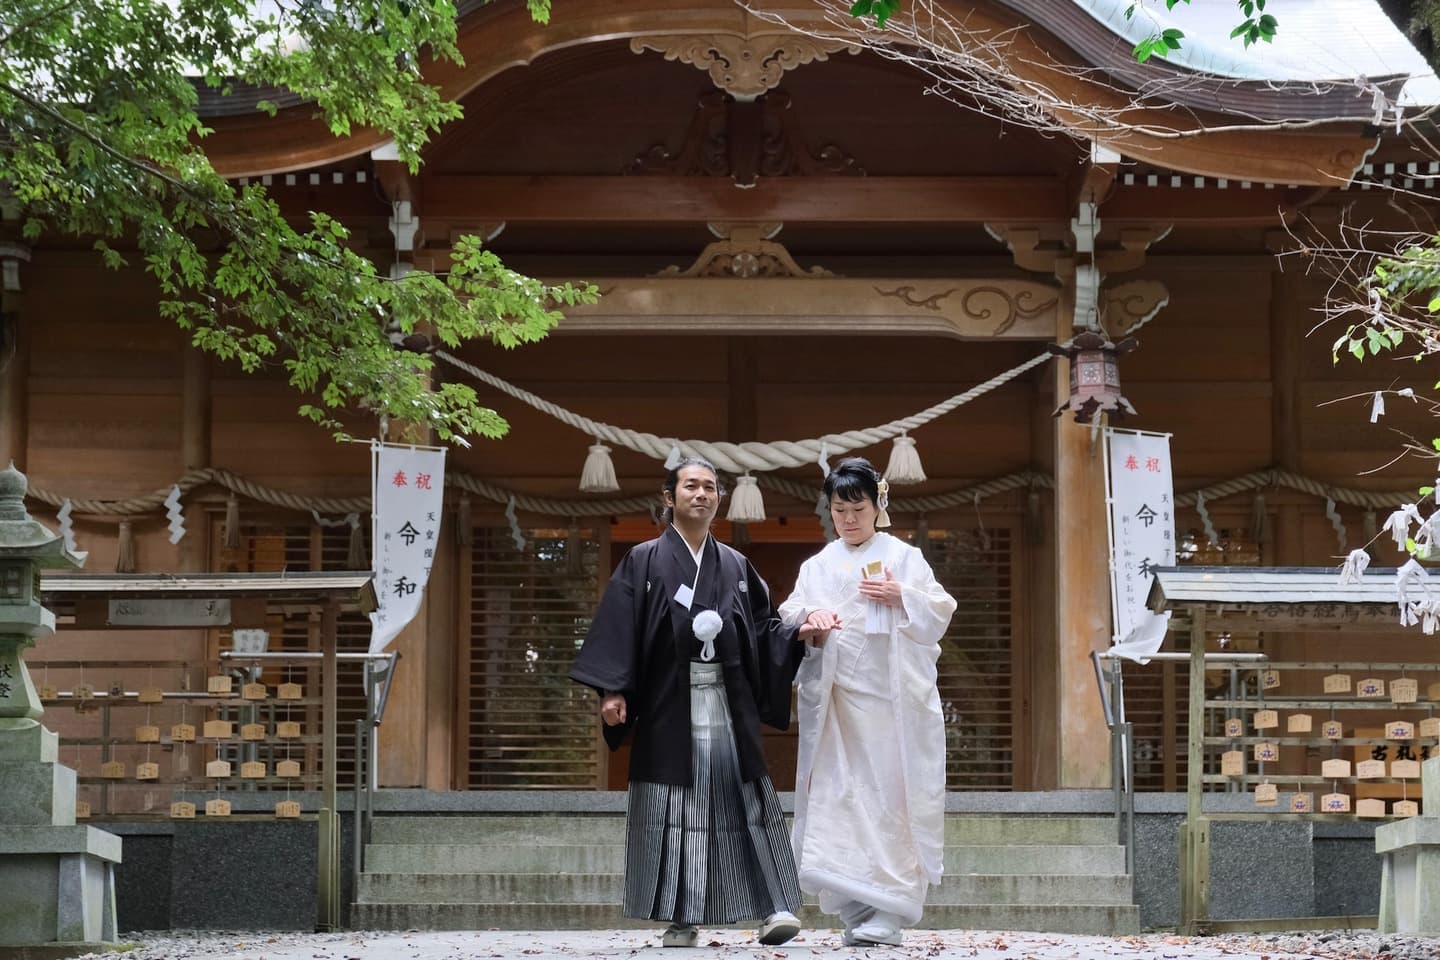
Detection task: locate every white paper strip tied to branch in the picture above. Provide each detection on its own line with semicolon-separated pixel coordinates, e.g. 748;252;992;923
1385;505;1423;552
727;474;765;523
580;441;620;493
1396;559;1430;629
1338;548;1371;584
884;433;926;484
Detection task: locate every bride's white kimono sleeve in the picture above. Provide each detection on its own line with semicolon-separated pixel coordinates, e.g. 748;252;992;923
890;545;957;888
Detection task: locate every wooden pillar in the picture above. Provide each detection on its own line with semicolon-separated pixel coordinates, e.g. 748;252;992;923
1053;280;1113;789
423;517;457;790
1026;364;1058;790
179;348;210;576
1270;268;1305;565
0;292;27;471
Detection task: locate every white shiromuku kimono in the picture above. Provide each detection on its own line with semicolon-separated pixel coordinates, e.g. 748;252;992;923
778;531;956;926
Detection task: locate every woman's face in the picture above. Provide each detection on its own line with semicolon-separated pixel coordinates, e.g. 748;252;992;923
830;495;878;545
667;464;720;527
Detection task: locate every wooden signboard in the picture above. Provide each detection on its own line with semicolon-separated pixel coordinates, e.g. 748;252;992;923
1422;718;1440;738
171;723;196;742
74;683;94;701
1429;682;1440;701
277;683;303;700
1321;792;1351;813
136;762;159;781
241;761;266;779
1392;678;1419;704
1321;758;1352;778
1254;783;1279;807
1252;742;1279;763
1357;759;1387;779
39;684;58;700
203;720;233;739
1357;798;1387;818
204;799;232;817
1260;670;1282;690
1221;751;1245;776
276;759;301;778
206;759;232;778
100;761;125;779
1253;710;1279;730
241;723;267;741
171;802;196;819
1225;718;1244;738
1288;793;1314;813
75;801;91;820
137;686;164;703
1358;678;1387;699
1287;714;1313;734
277;721;301;739
1395;800;1421;817
1323;721;1344;739
1324;674;1352;694
275;800;302;819
135;724;160;743
1387;721;1417;741
1393;759;1422;779
207;675;233;696
242;683;268;701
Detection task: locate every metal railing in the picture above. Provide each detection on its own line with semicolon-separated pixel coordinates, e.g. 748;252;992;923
1091;650;1136;875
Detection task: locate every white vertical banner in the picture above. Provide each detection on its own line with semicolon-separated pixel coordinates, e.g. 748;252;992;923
370;442;447;655
1105;428;1174;662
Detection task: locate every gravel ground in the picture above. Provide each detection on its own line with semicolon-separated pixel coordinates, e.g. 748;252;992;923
76;929;1440;960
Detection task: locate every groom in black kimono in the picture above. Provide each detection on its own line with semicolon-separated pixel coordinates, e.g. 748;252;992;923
571;458;810;947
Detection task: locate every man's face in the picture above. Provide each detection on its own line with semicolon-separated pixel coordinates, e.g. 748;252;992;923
669;465;720;527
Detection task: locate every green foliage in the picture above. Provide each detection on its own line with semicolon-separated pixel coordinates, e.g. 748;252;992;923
0;0;597;442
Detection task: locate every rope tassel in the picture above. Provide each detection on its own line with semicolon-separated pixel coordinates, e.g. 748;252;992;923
579;441;620;493
884;433;927;484
115;519;136;573
726;474;766;523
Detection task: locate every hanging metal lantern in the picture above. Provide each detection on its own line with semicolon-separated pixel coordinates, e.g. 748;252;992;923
1047;331;1138;423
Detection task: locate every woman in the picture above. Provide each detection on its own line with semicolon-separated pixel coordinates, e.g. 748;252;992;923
570;458;814;947
778;457;956;946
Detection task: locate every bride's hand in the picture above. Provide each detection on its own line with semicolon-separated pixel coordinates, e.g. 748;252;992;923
858;571;903;607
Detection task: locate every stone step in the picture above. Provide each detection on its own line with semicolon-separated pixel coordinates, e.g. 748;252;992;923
349;901;1140;935
357;871;1133;906
367;815;1120;848
364;842;1127;876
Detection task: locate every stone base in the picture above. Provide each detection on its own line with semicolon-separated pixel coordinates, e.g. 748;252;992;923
0;942;124;960
0;828;121;944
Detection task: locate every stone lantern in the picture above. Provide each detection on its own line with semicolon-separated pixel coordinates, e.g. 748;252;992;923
0;463;120;952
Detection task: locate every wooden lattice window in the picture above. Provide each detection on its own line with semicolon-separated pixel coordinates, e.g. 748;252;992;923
917;526;1018;791
463;526;601;789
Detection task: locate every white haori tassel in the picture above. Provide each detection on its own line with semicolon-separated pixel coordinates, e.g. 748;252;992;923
579;440;620;493
875;478;893;529
883;432;927;484
692;609;723;662
726;473;766;523
1338;548;1371;584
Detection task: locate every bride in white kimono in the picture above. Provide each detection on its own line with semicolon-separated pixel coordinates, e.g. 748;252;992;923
778;457;956;946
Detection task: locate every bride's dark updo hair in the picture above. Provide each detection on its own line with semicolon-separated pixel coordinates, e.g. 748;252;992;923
823;457;881;506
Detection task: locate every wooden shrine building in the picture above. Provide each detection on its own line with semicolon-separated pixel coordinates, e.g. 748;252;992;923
4;0;1440;806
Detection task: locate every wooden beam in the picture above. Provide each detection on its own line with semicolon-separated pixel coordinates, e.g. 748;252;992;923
1103;183;1311;226
417;175;1067;224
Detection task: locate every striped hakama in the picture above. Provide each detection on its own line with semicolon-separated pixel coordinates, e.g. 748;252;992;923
623;662;803;925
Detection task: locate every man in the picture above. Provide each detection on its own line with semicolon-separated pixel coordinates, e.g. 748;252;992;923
571;457;812;947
